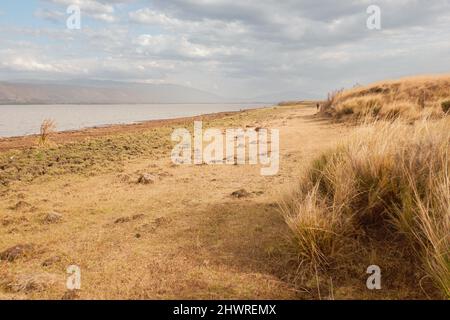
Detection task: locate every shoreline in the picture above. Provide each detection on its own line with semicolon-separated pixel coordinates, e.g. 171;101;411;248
0;105;271;152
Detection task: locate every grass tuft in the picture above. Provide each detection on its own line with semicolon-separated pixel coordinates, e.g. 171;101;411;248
280;119;450;298
38;119;56;146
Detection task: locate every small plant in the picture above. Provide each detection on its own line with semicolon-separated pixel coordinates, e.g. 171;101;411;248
39;119;56;146
442;100;450;113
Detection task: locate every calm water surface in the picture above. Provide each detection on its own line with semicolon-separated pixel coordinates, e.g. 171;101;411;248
0;103;264;137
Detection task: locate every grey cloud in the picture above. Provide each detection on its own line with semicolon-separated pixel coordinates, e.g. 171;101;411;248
2;0;450;99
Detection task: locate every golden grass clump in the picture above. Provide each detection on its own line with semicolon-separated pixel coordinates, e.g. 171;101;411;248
322;75;450;121
38;119;56;146
280;118;450;298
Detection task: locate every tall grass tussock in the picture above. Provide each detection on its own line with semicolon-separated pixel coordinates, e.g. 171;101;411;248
281;75;450;298
38;119;56;146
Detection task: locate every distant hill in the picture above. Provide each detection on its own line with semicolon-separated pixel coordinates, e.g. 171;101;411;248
0;80;224;104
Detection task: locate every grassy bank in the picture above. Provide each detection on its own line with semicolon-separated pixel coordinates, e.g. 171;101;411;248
322;75;450;121
281;76;449;299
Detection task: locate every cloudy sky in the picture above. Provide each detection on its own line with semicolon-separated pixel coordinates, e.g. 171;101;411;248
0;0;449;99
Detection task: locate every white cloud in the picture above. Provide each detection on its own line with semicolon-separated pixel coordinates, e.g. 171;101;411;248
34;8;65;22
41;0;118;23
47;0;115;14
134;34;248;59
129;8;181;26
4;57;60;73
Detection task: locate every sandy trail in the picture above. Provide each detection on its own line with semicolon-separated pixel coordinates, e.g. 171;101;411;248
0;105;349;299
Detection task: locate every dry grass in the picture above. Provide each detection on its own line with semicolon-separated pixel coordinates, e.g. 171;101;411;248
322;74;450;121
280;76;450;298
278;101;315;106
1;272;62;293
38;119;56;146
0;128;173;188
280;118;450;299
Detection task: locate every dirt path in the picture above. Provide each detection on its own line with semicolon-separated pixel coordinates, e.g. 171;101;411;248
0;105;349;299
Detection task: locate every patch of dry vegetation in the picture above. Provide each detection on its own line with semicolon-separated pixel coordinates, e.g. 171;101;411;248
278;101;313;106
0;129;173;188
282;76;450;299
321;75;450;121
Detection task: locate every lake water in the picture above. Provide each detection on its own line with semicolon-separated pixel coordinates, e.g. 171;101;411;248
0;103;265;138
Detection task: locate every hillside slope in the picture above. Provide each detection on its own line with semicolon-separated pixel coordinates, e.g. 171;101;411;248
322;75;450;120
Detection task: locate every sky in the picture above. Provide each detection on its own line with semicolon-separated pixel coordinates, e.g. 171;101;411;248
0;0;450;100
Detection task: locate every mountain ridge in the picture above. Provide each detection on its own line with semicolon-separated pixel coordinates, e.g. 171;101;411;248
0;80;225;105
